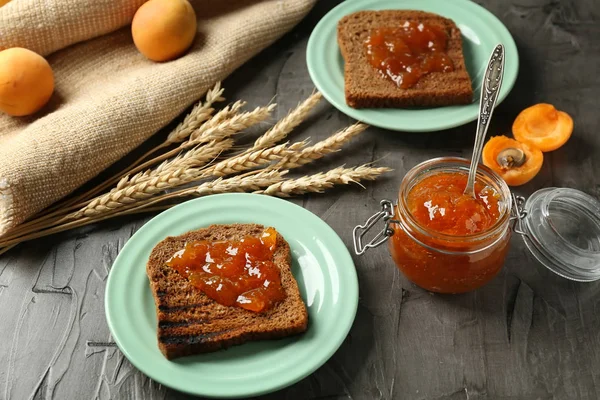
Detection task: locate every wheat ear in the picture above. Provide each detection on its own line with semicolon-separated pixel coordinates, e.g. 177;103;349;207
96;170;288;223
69;140;301;219
189;100;245;142
251;91;322;151
113;104;276;186
165;82;225;145
115;139;234;189
46;83;227;212
258;165;391;197
0;165;389;249
278;122;367;169
195;170;285;196
208;141;307;177
16;121;356;235
181;104;276;149
100;141;305;217
9;139;298;236
0;171;286;250
89;103;273;201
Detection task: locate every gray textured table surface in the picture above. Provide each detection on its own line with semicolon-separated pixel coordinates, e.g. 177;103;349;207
2;1;599;399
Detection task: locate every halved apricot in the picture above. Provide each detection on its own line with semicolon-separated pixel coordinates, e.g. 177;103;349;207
512;103;573;152
482;136;544;186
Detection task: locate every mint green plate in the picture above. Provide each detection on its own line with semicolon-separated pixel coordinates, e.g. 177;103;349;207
105;193;358;398
306;0;519;132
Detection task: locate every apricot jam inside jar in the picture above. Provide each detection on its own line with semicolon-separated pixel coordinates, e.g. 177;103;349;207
354;157;600;292
355;157;512;294
395;158;513;293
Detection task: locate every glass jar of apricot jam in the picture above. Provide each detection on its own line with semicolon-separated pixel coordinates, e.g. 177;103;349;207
355;157;512;294
355;157;600;291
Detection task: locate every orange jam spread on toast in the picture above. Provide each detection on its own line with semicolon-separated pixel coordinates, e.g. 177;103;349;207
166;227;286;313
365;21;454;88
407;172;502;235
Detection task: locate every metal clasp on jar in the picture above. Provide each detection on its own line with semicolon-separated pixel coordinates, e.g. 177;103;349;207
353;193;529;256
353;199;399;255
510;193;528;237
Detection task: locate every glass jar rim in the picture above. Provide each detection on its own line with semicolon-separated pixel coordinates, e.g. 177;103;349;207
397;157;512;244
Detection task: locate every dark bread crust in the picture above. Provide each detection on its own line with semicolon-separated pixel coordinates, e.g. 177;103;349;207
146;223;308;360
338;10;474;108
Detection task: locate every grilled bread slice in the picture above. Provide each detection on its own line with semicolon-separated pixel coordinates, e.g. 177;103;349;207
146;223;308;359
338;10;473;108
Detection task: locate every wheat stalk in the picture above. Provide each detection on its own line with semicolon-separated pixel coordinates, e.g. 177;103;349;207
209;141;307;177
183;104;276;149
99;170;287;221
164;139;234;171
196;169;285;196
4;109;284;238
165;82;225;145
189;100;245;142
251;91;322;151
69;140;302;219
71;167;200;218
0;171;286;250
258;165;391;197
44;83;227;212
63;164;386;230
83;102;271;204
116;164;390;215
278;122;367;169
105;82;227;180
0;91;391;254
0;165;389;251
112;104;276;185
116;139;234;189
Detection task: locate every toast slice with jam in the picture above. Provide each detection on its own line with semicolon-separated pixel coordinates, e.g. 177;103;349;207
146;223;308;359
338;10;473;108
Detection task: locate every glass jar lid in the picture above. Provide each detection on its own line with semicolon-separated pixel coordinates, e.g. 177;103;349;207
517;187;600;281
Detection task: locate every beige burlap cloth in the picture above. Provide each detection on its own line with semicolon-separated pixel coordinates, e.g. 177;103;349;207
0;0;316;236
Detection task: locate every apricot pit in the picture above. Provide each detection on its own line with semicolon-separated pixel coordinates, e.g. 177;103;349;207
482;136;543;187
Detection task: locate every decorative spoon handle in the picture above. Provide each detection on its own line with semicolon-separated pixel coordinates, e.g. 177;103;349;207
464;43;505;197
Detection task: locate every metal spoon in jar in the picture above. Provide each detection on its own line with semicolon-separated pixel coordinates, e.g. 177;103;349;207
464;44;506;198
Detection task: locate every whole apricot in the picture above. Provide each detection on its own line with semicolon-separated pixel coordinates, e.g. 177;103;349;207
0;48;55;117
131;0;197;62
